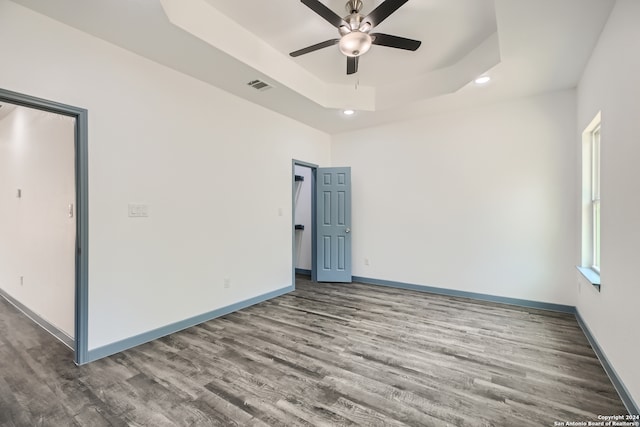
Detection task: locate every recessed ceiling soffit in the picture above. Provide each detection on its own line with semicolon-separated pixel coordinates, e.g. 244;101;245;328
159;0;501;111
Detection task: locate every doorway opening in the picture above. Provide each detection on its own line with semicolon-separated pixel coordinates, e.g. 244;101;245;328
292;160;317;287
0;88;88;365
292;161;353;286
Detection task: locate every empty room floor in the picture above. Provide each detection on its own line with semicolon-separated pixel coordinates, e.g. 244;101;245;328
0;276;627;426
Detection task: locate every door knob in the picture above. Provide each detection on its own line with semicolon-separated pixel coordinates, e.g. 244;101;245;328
345;228;351;233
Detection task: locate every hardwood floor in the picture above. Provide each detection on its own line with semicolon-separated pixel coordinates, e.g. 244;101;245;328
0;276;628;426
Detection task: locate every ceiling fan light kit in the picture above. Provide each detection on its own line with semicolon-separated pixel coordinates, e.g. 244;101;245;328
290;0;422;75
339;32;372;57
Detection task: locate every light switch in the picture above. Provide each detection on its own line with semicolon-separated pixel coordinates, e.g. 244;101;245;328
128;204;149;217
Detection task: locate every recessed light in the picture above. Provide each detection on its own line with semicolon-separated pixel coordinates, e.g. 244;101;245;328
474;76;491;85
343;109;355;116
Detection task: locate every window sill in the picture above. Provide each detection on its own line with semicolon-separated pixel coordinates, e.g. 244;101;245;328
577;266;601;291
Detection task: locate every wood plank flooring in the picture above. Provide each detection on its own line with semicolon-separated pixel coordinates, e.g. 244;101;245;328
0;276;628;426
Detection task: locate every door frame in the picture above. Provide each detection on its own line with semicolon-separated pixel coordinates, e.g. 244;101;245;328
292;160;318;285
0;88;89;365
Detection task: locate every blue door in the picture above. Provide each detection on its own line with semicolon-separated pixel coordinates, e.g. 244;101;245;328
316;167;352;282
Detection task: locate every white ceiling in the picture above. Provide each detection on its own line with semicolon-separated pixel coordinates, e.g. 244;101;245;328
10;0;615;134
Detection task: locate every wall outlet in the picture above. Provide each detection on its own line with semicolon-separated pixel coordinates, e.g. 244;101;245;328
224;278;231;289
364;258;370;266
20;276;24;286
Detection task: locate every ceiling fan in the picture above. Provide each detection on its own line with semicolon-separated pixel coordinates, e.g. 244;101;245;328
290;0;422;75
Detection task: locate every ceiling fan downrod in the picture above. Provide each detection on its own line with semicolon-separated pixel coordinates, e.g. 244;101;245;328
346;0;364;14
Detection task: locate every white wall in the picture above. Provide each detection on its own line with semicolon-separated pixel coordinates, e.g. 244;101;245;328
0;0;330;350
332;90;578;306
576;0;640;408
0;104;76;338
294;165;313;271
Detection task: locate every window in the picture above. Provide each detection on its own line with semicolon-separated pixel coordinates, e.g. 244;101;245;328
580;112;601;287
591;124;601;272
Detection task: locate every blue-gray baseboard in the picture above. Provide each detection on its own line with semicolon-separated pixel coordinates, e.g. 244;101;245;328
85;285;294;363
0;287;75;349
576;310;639;415
295;268;312;276
352;275;575;313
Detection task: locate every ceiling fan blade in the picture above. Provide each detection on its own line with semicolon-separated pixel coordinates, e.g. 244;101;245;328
347;56;359;75
371;33;421;51
363;0;409;28
301;0;349;29
290;39;340;57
